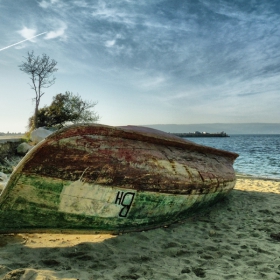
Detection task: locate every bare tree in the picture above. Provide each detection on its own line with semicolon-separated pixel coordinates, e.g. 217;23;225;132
19;51;58;129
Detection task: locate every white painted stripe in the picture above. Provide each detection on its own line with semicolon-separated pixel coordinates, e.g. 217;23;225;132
59;181;135;218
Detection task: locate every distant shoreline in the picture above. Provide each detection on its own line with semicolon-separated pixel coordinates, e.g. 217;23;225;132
145;123;280;134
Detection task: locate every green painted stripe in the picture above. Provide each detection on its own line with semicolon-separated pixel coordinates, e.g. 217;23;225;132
0;173;234;232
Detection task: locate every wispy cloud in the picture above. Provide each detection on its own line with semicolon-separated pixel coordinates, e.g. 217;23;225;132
104;34;123;49
39;0;59;9
73;0;89;8
91;1;138;26
45;22;67;40
141;75;167;90
17;27;37;41
105;39;116;48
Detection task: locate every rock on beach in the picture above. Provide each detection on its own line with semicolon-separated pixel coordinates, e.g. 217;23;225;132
30;127;53;144
16;142;33;155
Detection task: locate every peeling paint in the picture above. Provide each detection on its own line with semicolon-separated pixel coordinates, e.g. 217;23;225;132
0;124;238;233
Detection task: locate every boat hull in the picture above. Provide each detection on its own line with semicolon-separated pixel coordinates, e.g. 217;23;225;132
0;124;238;233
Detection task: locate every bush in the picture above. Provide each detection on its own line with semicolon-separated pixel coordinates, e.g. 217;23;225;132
28;91;99;129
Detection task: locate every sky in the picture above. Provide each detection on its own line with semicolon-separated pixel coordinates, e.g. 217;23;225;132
1;0;280;133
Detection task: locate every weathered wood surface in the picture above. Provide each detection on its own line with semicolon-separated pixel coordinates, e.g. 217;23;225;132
0;124;238;233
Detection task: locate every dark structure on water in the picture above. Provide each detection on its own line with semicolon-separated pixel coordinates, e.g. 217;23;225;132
173;131;229;138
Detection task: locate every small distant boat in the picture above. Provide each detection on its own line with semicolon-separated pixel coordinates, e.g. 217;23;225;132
0;124;238;233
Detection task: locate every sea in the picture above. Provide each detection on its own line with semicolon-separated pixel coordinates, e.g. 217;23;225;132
184;135;280;180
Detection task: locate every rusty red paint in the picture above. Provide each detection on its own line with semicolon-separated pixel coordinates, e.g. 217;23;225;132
19;124;238;195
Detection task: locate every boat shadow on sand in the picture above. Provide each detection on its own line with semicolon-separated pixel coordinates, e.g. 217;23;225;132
1;187;280;280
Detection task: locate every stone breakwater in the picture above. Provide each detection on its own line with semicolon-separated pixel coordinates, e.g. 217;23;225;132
0;129;51;174
0;129;54;192
0;136;23;173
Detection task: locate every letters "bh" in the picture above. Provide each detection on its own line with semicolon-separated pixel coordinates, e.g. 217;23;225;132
115;191;135;217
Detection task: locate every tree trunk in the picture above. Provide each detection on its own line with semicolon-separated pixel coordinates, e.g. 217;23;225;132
34;103;39;129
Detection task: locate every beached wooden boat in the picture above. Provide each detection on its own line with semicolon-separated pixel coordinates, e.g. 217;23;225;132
0;124;238;233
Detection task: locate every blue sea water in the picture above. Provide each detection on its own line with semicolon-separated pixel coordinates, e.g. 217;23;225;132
184;135;280;180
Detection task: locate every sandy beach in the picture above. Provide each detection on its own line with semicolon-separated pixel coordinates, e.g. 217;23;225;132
1;177;280;280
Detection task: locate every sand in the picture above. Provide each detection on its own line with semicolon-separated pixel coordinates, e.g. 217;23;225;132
1;177;280;280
